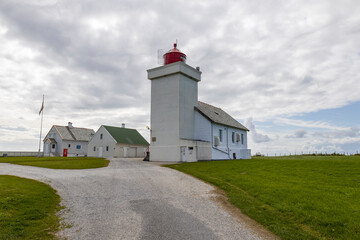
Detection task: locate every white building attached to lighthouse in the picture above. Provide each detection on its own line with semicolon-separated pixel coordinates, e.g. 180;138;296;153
147;43;251;162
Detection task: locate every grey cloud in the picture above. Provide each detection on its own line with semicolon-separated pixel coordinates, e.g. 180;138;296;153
1;0;360;153
244;117;271;143
0;126;28;131
314;127;360;139
286;129;307;138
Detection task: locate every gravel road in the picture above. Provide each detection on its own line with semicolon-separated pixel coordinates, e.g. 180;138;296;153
0;158;273;240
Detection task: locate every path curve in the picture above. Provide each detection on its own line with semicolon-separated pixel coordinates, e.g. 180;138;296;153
0;158;271;240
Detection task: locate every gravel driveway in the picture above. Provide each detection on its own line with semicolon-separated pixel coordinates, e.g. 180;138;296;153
0;158;273;240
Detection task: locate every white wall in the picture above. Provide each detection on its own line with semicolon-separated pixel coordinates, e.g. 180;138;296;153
196;141;212;160
87;126;116;158
194;111;212;141
179;75;198;140
148;62;201;162
150;74;181;146
211;123;250;159
43;127;63;156
115;144;148;158
62;140;88;157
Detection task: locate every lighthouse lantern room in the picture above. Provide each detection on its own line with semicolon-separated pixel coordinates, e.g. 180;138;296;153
163;43;187;65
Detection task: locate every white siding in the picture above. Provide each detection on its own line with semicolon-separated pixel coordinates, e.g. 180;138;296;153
43;127;63;156
179;75;198;140
211;123;250;160
62;140;88;157
87;126;116;158
194;111;211;141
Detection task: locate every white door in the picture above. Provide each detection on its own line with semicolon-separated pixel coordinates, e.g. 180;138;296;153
181;146;186;162
51;143;56;153
128;147;137;158
98;147;103;157
123;147;127;157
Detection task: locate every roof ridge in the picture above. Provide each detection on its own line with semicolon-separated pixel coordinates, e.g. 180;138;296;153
102;125;135;130
66;126;77;141
54;125;94;131
198;101;222;110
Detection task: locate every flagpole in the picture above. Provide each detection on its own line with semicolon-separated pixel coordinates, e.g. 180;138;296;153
38;95;44;157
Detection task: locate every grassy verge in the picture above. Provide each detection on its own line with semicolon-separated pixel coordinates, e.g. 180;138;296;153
166;155;360;240
0;156;109;169
0;175;61;240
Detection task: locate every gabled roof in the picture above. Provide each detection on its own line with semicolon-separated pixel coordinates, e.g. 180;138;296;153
44;125;95;142
103;125;149;146
195;101;249;131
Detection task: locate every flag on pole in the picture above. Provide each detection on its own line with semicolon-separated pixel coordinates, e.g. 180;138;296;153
39;95;44;115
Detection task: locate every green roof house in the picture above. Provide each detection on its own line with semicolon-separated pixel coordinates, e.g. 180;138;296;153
87;124;149;158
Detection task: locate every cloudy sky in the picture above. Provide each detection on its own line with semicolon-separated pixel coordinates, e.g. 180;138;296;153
1;0;359;155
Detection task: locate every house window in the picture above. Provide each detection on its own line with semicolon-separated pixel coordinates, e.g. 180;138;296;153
52;144;55;149
106;146;109;151
219;129;223;142
100;134;103;140
68;144;71;148
236;133;240;142
93;146;96;151
232;132;235;143
241;134;244;144
76;145;81;149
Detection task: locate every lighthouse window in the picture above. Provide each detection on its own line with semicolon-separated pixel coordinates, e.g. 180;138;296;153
219;129;223;142
241;134;244;144
232;132;235;143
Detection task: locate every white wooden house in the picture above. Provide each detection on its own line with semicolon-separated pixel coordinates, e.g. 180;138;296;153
43;122;95;157
195;101;250;160
87;125;149;158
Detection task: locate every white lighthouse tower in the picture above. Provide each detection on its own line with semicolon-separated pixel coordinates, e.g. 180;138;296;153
147;43;201;162
148;43;251;162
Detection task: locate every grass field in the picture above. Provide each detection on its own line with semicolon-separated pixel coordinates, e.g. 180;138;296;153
166;155;360;240
0;175;61;240
0;156;109;169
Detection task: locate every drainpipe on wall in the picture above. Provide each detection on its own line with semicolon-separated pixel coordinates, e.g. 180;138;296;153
226;127;231;160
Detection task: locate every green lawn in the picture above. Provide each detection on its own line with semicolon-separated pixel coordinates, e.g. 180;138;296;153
166;155;360;240
0;156;109;169
0;175;61;240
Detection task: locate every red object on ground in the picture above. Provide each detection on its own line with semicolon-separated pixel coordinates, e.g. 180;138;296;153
63;148;68;157
163;43;186;65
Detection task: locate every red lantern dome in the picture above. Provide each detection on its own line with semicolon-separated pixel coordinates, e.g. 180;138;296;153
163;43;186;65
